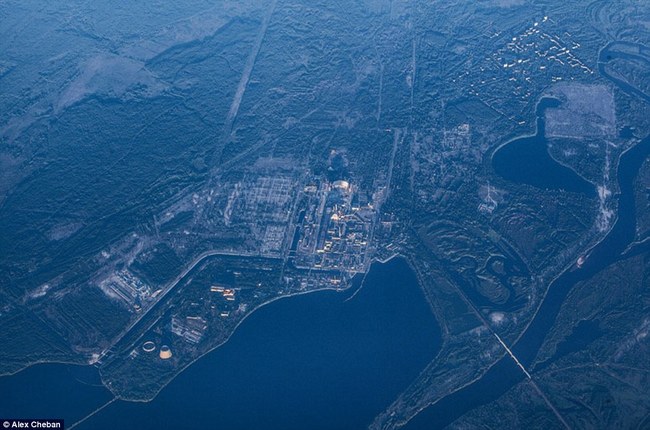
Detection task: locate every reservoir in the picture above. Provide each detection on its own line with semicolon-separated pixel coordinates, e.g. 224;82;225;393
0;363;113;424
0;257;441;430
492;97;596;197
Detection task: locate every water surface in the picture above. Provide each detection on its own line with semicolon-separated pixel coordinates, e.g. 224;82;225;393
1;258;441;430
407;134;650;429
492;98;596;196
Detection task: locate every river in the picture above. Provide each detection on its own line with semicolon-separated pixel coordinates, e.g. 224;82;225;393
406;121;650;428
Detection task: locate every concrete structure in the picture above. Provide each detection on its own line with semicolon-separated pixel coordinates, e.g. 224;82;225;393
142;341;156;353
159;345;172;359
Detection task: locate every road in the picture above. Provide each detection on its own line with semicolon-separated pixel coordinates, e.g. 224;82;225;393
220;0;278;145
98;249;257;365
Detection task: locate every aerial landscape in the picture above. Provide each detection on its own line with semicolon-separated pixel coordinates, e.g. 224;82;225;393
1;0;649;429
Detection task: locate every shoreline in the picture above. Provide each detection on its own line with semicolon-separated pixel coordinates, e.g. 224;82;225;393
105;255;404;403
0;256;407;407
508;133;646;351
107;284;351;403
